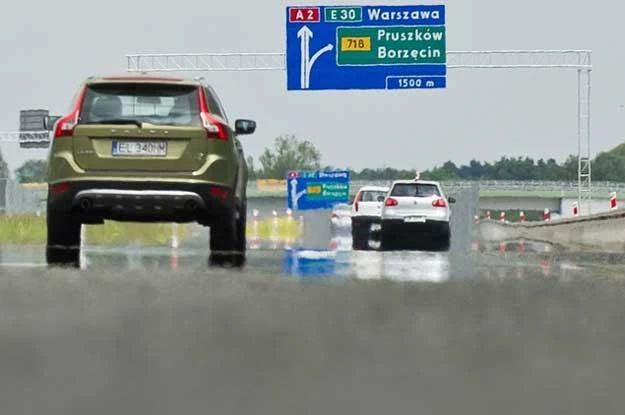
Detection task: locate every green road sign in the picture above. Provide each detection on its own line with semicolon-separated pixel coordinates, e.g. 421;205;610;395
305;181;350;199
337;25;446;66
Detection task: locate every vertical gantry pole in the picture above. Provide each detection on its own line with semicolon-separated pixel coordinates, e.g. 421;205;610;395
586;67;592;214
576;53;592;215
577;68;582;213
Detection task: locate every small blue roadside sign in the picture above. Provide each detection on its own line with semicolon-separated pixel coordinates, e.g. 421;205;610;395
285;4;446;91
286;170;350;210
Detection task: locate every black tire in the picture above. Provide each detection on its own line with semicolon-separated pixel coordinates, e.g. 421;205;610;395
209;202;245;268
433;224;451;252
369;221;381;242
46;210;81;267
351;218;370;250
235;202;247;266
379;224;394;251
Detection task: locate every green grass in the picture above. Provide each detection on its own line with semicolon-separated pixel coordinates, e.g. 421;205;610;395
0;215;301;245
0;215;47;244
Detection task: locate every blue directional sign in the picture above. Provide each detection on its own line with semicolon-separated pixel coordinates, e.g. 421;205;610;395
286;5;446;91
286;170;350;210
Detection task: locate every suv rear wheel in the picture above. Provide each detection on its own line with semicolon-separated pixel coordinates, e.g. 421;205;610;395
46;210;81;267
209;201;246;267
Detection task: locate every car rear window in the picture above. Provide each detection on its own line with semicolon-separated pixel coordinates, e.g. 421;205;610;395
361;190;387;201
79;83;200;126
390;183;441;197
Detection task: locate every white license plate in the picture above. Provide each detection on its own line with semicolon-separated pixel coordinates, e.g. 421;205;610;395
404;216;426;223
112;141;167;156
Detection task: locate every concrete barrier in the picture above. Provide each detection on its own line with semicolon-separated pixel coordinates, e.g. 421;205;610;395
477;208;625;252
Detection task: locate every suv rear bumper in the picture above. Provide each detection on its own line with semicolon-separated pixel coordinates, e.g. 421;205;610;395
48;181;234;225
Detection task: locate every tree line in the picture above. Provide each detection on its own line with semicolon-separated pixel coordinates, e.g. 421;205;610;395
4;134;625;183
249;134;625;182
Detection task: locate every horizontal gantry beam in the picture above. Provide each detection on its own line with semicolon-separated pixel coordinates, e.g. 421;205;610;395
125;50;592;72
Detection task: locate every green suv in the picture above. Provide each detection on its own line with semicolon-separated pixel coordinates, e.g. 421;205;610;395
45;75;256;267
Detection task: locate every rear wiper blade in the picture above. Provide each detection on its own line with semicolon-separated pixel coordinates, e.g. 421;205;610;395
83;119;143;128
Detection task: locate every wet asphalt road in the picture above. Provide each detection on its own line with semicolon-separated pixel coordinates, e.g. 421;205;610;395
1;240;625;413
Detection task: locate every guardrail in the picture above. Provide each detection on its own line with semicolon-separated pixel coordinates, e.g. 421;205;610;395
3;180;625;214
247;180;625;197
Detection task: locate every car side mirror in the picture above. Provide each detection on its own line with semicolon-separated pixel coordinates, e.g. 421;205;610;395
235;119;256;135
448;196;456;204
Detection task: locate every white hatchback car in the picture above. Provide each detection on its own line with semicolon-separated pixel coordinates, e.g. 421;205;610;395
379;179;455;251
350;185;389;250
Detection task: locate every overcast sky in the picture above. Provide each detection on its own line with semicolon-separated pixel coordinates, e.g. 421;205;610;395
0;0;623;175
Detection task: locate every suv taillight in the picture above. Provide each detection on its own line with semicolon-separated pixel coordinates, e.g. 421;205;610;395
432;198;447;207
198;87;228;140
384;198;398;207
53;111;79;138
200;112;227;140
54;85;86;139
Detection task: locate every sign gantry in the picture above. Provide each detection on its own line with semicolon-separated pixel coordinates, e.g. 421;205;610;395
123;6;591;213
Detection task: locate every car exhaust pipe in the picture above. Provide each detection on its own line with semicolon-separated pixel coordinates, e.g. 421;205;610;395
79;197;92;211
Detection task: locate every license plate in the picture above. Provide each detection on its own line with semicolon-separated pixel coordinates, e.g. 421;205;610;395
404;216;426;223
112;141;167;156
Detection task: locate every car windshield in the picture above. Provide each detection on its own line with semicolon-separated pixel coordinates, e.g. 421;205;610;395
390;183;441;197
361;190;387;201
79;83;200;126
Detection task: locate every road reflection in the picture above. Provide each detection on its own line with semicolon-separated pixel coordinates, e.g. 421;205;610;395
0;237;610;283
347;250;450;282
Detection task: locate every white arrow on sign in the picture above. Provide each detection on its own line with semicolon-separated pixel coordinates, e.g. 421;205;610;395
297;25;333;89
290;178;307;210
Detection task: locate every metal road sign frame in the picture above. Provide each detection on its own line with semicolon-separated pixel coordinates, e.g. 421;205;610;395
284;5;447;91
123;49;593;213
286;170;351;210
0;131;50;144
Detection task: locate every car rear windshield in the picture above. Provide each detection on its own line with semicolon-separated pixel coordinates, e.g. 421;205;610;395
79;83;200;126
390;183;441;197
361;190;387;201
